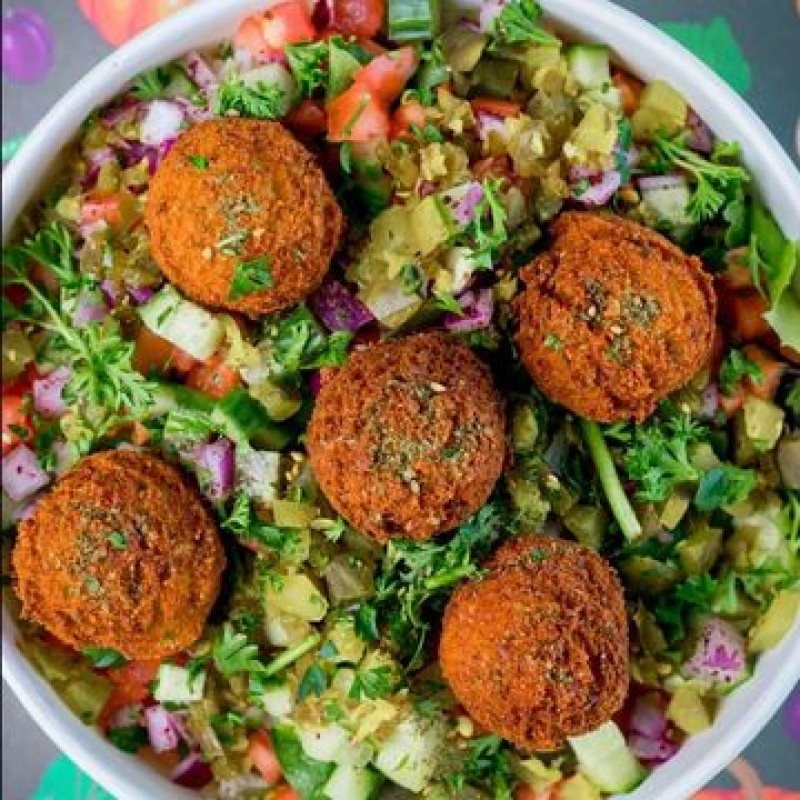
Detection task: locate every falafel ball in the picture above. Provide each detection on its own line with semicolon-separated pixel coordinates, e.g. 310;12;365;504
307;332;506;542
440;535;629;751
516;212;716;422
12;450;225;660
146;118;344;317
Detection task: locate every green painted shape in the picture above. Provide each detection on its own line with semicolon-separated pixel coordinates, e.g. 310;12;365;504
658;17;752;94
32;756;116;800
2;135;27;162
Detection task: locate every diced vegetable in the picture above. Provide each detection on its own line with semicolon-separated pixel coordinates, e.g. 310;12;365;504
266;573;329;622
638;175;692;232
236;449;283;507
1;445;49;502
683;617;748;688
666;685;712;735
409;195;455;255
249;730;285;786
154;664;205;706
373;714;444;793
567;44;611;90
62;672;114;725
241;63;300;118
261;682;296;719
777;436;800;490
568;722;646;794
299;724;352;764
632;80;687;140
748;590;800;652
386;0;441;42
323;763;383;800
328;85;391;142
139;285;224;362
557;773;603;800
213;388;291;451
271;724;336;800
328;0;385;39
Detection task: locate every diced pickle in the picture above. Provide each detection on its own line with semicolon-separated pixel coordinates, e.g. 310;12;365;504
620;556;681;596
676;523;722;576
564;505;608;549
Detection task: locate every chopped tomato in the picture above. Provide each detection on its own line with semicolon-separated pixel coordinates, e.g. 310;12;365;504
284;98;328;140
723;288;770;343
709;326;726;374
261;1;316;50
1;394;33;455
741;344;786;401
612;69;643;116
100;660;161;729
514;785;552;800
271;785;302;800
248;730;283;786
391;99;429;139
132;326;196;378
353;47;418;104
234;16;270;60
185;355;242;399
328;0;384;38
327;84;390;142
718;388;744;419
81;194;122;227
718;247;753;289
470;97;522;118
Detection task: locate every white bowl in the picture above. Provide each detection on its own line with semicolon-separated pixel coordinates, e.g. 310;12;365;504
3;1;800;798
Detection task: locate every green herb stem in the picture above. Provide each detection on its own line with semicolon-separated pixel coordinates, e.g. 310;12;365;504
581;420;642;541
263;632;322;677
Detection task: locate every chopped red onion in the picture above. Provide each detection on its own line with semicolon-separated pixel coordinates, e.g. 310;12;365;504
450;182;485;225
52;440;78;478
182;51;219;94
72;291;109;327
82;147;116;189
444;287;494;332
145;705;181;754
127;285;156;306
174;96;214;124
2;446;50;502
418;180;436;197
570;166;621;206
311;281;374;332
78;219;108;242
170;752;213;789
684;617;747;686
193;438;235;502
100;279;123;307
479;0;505;32
630;696;668;740
309;370;322;396
699;382;720;420
18;495;43;522
637;174;686;192
687;110;714;154
141;100;185;146
629;733;679;765
32;366;70;418
101;98;139;128
476;112;505;142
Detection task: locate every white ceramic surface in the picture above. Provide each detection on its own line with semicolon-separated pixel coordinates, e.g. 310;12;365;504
3;1;800;798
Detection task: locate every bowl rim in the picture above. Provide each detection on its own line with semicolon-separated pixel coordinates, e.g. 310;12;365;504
3;1;800;799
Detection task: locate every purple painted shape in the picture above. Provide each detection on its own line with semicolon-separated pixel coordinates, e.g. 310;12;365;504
2;6;54;84
785;690;800;743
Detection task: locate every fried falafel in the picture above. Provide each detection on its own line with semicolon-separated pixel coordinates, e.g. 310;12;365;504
440;535;629;751
12;450;224;660
307;331;506;542
146;118;344;317
516;212;716;422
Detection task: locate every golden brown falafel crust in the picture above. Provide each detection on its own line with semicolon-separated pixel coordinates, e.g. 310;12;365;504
307;332;506;542
146;118;344;317
440;535;629;751
12;450;224;660
516;212;716;422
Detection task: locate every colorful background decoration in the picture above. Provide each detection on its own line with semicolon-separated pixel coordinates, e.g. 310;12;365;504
2;0;799;797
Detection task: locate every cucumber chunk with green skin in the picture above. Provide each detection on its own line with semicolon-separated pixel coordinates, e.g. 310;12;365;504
323;763;384;800
568;722;646;794
387;0;441;42
213;387;292;450
153;663;205;706
566;44;611;90
373;715;444;793
271;724;335;800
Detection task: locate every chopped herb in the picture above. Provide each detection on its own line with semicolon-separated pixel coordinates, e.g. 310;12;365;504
349;665;395;701
229;256;274;300
488;0;560;48
353;603;379;642
694;465;757;511
297;662;328;701
286;40;329;97
188;155;209;170
217;75;286;119
433;290;462;315
83;647;127;669
410;123;444;143
400;263;426;296
339;142;353;174
544;333;563;351
107;531;128;551
719;348;762;396
108;726;148;753
212;624;266;677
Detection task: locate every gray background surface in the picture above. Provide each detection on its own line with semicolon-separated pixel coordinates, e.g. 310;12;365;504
2;0;799;798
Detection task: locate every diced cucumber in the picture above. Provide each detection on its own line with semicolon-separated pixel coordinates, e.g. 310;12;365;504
265;611;313;648
360;280;424;328
139;285;224;361
373;714;444;793
567;44;611;90
150;382;216;418
299;723;352;764
272;724;335;800
235;449;282;507
741;396;784;453
213;387;291;450
242;63;299;117
386;0;441;43
445;247;481;294
323;763;384;800
273;499;318;528
568;722;646;794
261;681;295;718
154;663;205;706
639;180;693;230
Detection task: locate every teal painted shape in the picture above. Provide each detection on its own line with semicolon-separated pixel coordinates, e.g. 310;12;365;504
2;134;27;162
658;17;752;94
31;756;116;800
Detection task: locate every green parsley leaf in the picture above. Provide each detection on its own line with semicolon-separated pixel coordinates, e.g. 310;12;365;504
286;40;329;97
229;256;274;301
83;647;127;669
188;155;209;170
267;305;353;373
354;603;379;642
718;348;762;396
544;333;563;351
489;0;560;48
212;623;266;677
108;726;148;754
694;465;757;511
433;290;463;315
297;663;328;701
349;665;395;701
107;531;129;551
446;734;516;799
217;75;287;119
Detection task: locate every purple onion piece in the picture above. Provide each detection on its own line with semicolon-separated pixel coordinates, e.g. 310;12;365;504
475;112;505;142
127;285;156;306
638;174;686;192
628;732;679;765
309;370;323;396
174;96;214;124
101;279;123;308
570;168;621;207
72;291;109;327
193;438;235;502
81;147;117;189
145;705;181;754
101;98;140;128
444;287;494;333
478;0;505;32
170;752;213;789
630;696;668;740
451;182;485;226
311;281;374;332
141;100;185;146
687;110;714;155
418;180;436;198
2;445;50;501
32;366;71;418
684;617;747;686
699;382;720;420
182;51;219;93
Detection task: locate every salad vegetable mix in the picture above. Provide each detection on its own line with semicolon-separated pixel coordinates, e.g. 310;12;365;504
2;0;799;798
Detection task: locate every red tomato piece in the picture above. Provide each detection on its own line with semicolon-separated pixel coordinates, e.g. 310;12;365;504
1;394;33;455
284;98;328;140
185;356;242;399
327;84;390;142
261;1;316;50
724;288;770;343
81;194;122;227
612;69;643;116
470;97;522;118
390;99;429;139
328;0;385;38
741;344;786;401
354;46;418;104
248;730;284;786
132;326;196;378
271;785;302;800
234;15;270;60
